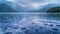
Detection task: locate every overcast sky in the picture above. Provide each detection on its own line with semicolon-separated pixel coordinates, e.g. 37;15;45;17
0;0;60;6
3;0;60;11
6;0;60;7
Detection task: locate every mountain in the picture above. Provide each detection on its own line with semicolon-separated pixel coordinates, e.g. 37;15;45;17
5;1;32;12
0;1;60;13
37;4;60;13
26;4;60;13
0;1;27;12
0;3;17;12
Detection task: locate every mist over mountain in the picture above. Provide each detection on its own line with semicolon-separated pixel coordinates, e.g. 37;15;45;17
37;4;60;13
0;0;60;13
25;4;60;13
0;1;28;12
0;3;17;12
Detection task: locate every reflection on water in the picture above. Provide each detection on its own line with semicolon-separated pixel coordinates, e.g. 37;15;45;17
0;13;60;34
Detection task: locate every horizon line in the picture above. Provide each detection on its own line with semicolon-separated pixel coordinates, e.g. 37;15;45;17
0;12;59;14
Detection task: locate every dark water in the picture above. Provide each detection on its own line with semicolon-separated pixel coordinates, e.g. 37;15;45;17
0;14;60;34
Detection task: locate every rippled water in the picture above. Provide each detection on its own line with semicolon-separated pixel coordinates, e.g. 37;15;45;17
0;13;60;34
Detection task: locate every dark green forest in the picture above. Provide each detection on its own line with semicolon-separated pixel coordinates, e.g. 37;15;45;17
47;7;60;13
47;7;60;20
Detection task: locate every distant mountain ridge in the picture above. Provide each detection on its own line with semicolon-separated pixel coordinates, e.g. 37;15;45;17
38;4;60;13
26;4;60;13
0;1;60;12
0;1;26;12
5;1;32;12
0;3;17;12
